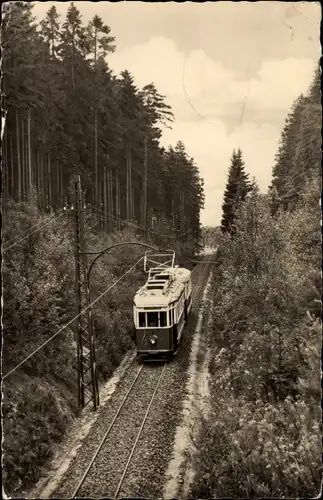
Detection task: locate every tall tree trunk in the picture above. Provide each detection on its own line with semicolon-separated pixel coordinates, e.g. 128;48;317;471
116;169;120;230
36;150;40;207
48;152;52;212
41;152;45;210
3;131;8;200
126;145;129;220
129;145;133;220
3;130;7;199
115;170;118;230
104;165;108;232
132;183;135;225
98;181;102;231
10;135;14;199
148;207;152;230
128;147;131;220
171;198;175;228
93;26;98;217
56;160;60;209
16;110;22;202
22;117;26;201
141;194;144;228
27;108;32;199
94;107;98;216
25;122;28;201
60;163;63;209
38;151;42;208
180;191;185;245
143;134;148;228
109;169;113;230
107;168;111;232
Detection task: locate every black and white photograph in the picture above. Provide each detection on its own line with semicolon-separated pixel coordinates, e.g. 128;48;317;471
1;1;321;498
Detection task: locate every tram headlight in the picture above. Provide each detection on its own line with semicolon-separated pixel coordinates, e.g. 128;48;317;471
149;335;157;345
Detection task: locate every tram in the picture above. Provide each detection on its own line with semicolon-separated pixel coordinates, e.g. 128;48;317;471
133;251;192;358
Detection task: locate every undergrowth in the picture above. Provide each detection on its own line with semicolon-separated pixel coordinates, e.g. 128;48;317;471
189;181;322;498
2;201;194;495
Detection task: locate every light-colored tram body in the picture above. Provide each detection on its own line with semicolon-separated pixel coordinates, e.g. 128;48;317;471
133;266;192;357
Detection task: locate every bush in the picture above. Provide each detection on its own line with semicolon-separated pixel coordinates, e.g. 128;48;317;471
3;375;77;493
191;396;321;498
190;190;321;497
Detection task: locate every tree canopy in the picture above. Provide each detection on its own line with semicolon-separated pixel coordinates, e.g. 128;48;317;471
2;1;204;247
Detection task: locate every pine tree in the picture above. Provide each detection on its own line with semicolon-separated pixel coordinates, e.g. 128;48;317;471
86;15;116;218
2;1;49;203
221;148;251;234
139;83;174;228
270;95;307;212
40;6;60;58
58;2;89;94
270;62;321;213
249;176;260;196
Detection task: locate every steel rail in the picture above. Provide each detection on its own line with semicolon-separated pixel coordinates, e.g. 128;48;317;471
71;364;145;498
113;362;167;499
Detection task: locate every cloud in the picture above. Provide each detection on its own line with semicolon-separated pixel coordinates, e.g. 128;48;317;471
160;120;279;226
230;58;315;111
110;37;314;119
109;36;315;226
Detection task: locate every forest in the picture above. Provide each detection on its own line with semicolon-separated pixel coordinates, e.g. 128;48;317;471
190;63;321;497
2;2;204;495
2;1;204;240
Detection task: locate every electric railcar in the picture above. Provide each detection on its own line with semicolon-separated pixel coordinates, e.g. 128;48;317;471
133;265;192;358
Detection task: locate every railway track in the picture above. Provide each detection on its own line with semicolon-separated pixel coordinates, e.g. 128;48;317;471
51;256;213;499
68;361;166;498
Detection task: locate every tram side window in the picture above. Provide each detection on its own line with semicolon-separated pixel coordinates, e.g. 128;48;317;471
139;312;146;328
160;311;167;327
147;312;158;327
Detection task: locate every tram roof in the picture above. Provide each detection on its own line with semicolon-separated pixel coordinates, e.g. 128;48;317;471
134;266;191;307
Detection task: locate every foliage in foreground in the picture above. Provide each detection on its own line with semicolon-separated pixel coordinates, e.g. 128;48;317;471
190;183;321;498
2;201;193;494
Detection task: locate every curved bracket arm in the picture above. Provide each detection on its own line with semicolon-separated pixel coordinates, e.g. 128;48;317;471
87;242;157;282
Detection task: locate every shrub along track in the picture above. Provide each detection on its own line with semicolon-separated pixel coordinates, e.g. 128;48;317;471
48;256;213;498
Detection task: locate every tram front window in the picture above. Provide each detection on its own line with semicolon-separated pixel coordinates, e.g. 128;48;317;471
139;312;146;328
147;312;158;327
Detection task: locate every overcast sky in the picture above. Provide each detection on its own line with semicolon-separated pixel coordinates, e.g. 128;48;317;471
33;1;321;226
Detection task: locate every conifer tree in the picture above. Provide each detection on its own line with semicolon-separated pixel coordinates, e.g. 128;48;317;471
40;6;60;58
221;148;251;234
270;63;321;213
270;95;307;212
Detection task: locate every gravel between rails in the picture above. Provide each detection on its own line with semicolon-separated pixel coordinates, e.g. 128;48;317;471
50;358;146;499
75;363;166;498
50;258;212;499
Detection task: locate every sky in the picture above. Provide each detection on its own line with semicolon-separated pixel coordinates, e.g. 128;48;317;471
32;1;321;226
